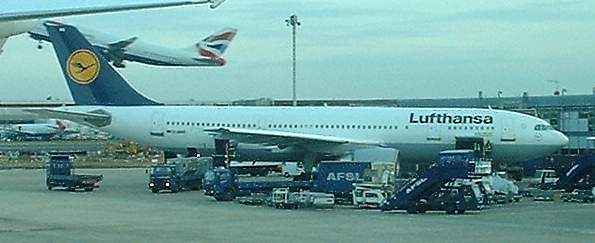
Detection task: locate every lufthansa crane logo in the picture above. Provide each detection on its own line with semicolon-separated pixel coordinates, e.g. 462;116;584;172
66;49;100;84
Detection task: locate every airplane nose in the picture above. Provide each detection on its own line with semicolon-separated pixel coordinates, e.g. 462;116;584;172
557;131;569;146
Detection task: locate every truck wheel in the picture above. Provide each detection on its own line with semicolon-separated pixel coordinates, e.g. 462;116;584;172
416;202;427;214
47;186;52;191
84;187;93;192
222;188;236;201
151;189;159;193
68;187;76;192
446;204;456;214
406;205;418;214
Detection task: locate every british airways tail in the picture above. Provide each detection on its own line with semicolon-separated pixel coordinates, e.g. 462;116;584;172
187;28;237;65
45;22;161;106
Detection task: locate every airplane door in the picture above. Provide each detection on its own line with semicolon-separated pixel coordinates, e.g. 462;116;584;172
426;124;441;142
501;118;515;142
150;111;165;137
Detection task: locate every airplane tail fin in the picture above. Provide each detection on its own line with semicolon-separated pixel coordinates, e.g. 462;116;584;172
187;28;237;65
44;21;160;106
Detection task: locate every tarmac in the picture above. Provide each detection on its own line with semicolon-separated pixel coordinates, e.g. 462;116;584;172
1;168;594;243
0;140;111;153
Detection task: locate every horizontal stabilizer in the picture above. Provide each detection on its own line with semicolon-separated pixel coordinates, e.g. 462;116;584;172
108;37;138;50
25;108;112;127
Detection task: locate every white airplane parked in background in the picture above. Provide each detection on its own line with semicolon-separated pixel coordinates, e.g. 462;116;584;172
29;22;237;68
8;119;78;141
0;0;226;54
28;23;569;170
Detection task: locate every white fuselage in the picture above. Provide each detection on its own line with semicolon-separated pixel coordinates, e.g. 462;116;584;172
29;25;212;66
60;106;568;164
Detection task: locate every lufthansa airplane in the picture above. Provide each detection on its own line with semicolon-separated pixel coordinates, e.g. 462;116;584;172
28;22;569;169
0;0;226;54
29;22;237;68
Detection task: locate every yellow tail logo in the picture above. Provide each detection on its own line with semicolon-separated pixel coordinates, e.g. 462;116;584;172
66;49;100;84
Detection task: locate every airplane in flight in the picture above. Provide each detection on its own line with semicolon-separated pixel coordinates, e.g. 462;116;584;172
7;119;78;141
29;22;237;68
0;0;226;54
28;22;569;170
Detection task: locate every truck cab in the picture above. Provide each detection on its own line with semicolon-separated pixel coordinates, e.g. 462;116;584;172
202;167;237;201
149;164;180;193
148;157;211;193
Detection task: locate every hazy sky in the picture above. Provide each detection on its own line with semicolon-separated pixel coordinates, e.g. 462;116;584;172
1;0;595;102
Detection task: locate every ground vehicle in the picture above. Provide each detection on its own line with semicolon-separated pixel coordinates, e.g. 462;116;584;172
530;169;558;187
311;161;371;201
281;162;305;177
353;184;389;208
381;151;483;214
203;161;370;201
272;188;335;209
229;161;281;176
531;154;594;202
46;155;103;191
148;157;212;193
203;168;310;201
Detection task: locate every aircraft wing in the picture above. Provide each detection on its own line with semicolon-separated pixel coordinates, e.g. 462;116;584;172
24;108;111;127
204;127;384;152
0;1;220;22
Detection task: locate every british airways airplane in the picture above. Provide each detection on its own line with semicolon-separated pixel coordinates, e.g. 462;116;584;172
0;0;226;55
10;119;78;141
28;22;569;169
28;22;237;68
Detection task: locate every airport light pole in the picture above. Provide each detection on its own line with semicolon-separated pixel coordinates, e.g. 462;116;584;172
286;14;300;106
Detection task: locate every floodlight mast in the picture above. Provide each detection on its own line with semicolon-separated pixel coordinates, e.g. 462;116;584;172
285;14;300;107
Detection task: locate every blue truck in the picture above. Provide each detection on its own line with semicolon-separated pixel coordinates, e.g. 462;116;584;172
148;157;212;193
203;161;371;201
46;155;103;191
380;150;484;214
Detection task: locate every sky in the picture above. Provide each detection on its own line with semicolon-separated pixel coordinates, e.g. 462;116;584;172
1;0;595;102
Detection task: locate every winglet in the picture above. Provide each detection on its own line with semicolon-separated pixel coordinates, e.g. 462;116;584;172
209;0;227;9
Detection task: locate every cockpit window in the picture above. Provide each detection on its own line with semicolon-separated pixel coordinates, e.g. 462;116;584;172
534;124;553;131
